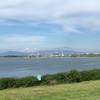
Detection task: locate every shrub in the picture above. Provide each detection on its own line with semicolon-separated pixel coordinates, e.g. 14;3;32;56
65;70;82;83
42;70;82;84
14;76;39;87
41;74;56;85
1;69;100;90
0;76;39;89
80;69;100;81
0;78;16;90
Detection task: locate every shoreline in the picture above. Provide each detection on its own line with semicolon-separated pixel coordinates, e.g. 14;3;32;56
0;69;100;90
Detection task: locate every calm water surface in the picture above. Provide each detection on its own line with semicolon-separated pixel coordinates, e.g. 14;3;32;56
0;57;100;77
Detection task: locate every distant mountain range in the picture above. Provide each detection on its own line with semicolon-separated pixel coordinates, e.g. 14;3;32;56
0;51;28;56
0;48;85;56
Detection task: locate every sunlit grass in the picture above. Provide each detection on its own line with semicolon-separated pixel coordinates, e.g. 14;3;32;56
0;80;100;100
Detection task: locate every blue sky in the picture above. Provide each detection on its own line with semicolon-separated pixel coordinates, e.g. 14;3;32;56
0;0;100;52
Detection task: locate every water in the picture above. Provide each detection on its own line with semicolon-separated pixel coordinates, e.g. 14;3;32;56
0;57;100;77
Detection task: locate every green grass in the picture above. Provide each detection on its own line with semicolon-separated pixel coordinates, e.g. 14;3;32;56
0;80;100;100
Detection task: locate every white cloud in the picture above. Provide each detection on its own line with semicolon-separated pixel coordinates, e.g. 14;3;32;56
0;0;100;33
0;0;99;19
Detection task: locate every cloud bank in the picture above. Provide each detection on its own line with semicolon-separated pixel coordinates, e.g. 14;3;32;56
0;0;99;32
0;0;99;18
0;0;100;51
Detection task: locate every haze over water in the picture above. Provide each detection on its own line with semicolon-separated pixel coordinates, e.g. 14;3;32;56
0;57;100;77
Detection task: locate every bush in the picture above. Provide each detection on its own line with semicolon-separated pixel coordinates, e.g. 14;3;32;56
0;78;16;90
65;70;82;83
1;69;100;90
14;76;39;88
41;74;57;85
80;69;100;81
0;76;39;89
41;70;82;84
53;73;68;83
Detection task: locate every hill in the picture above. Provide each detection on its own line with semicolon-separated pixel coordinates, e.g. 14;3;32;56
0;47;85;57
0;80;100;100
0;51;28;56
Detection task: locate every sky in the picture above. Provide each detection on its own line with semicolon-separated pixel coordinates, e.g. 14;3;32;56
0;0;100;52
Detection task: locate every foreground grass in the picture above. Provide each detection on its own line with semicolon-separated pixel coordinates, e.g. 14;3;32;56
0;80;100;100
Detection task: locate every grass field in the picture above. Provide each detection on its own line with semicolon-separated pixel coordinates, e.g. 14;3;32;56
0;80;100;100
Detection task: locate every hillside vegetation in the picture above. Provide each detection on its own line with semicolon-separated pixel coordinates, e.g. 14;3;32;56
0;69;100;90
1;69;100;90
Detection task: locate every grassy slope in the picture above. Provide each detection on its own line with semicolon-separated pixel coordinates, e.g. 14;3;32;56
0;80;100;100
